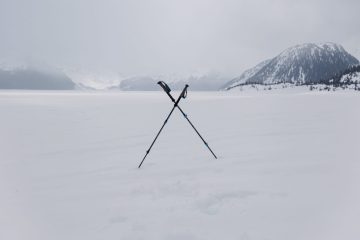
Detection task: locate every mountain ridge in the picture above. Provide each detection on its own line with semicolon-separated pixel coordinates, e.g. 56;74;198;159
224;42;359;90
0;68;75;90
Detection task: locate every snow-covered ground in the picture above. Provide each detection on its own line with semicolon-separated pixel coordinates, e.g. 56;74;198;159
0;90;359;240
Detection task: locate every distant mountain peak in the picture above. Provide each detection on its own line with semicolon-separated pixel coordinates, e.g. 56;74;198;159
224;42;359;89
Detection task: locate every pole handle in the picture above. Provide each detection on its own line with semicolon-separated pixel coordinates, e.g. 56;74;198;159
158;81;175;102
181;84;188;99
175;84;189;106
158;81;171;93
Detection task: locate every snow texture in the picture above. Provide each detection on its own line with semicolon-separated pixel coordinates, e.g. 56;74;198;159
1;90;359;240
340;70;360;84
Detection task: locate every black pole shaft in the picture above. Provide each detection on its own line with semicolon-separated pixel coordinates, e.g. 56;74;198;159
138;106;176;168
176;106;217;159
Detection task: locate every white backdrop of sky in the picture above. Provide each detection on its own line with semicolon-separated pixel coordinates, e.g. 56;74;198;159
0;0;359;76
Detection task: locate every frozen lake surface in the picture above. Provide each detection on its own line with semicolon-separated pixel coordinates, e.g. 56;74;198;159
1;90;359;240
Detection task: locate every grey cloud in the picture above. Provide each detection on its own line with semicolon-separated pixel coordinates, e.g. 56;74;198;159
0;0;359;76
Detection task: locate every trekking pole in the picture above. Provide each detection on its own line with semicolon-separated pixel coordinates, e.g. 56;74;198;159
176;106;217;159
159;81;217;159
138;83;188;168
138;105;176;168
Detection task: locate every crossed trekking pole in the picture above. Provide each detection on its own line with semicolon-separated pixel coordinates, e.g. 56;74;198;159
138;81;217;168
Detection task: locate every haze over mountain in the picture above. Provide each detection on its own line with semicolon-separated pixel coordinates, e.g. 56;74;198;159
119;72;229;91
1;43;358;91
224;43;359;90
0;67;75;90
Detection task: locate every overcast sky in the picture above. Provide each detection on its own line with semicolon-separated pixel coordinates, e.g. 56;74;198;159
0;0;359;76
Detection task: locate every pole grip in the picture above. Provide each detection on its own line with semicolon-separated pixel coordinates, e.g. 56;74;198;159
175;84;189;106
158;81;175;102
157;81;171;92
181;84;189;99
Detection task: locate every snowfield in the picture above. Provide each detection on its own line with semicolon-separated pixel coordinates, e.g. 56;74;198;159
1;90;359;240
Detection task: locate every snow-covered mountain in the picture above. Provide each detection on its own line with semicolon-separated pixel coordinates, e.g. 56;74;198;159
119;72;229;91
224;43;359;90
2;42;357;91
221;59;271;89
0;67;75;90
119;76;158;91
0;62;229;91
61;67;122;90
328;64;360;85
